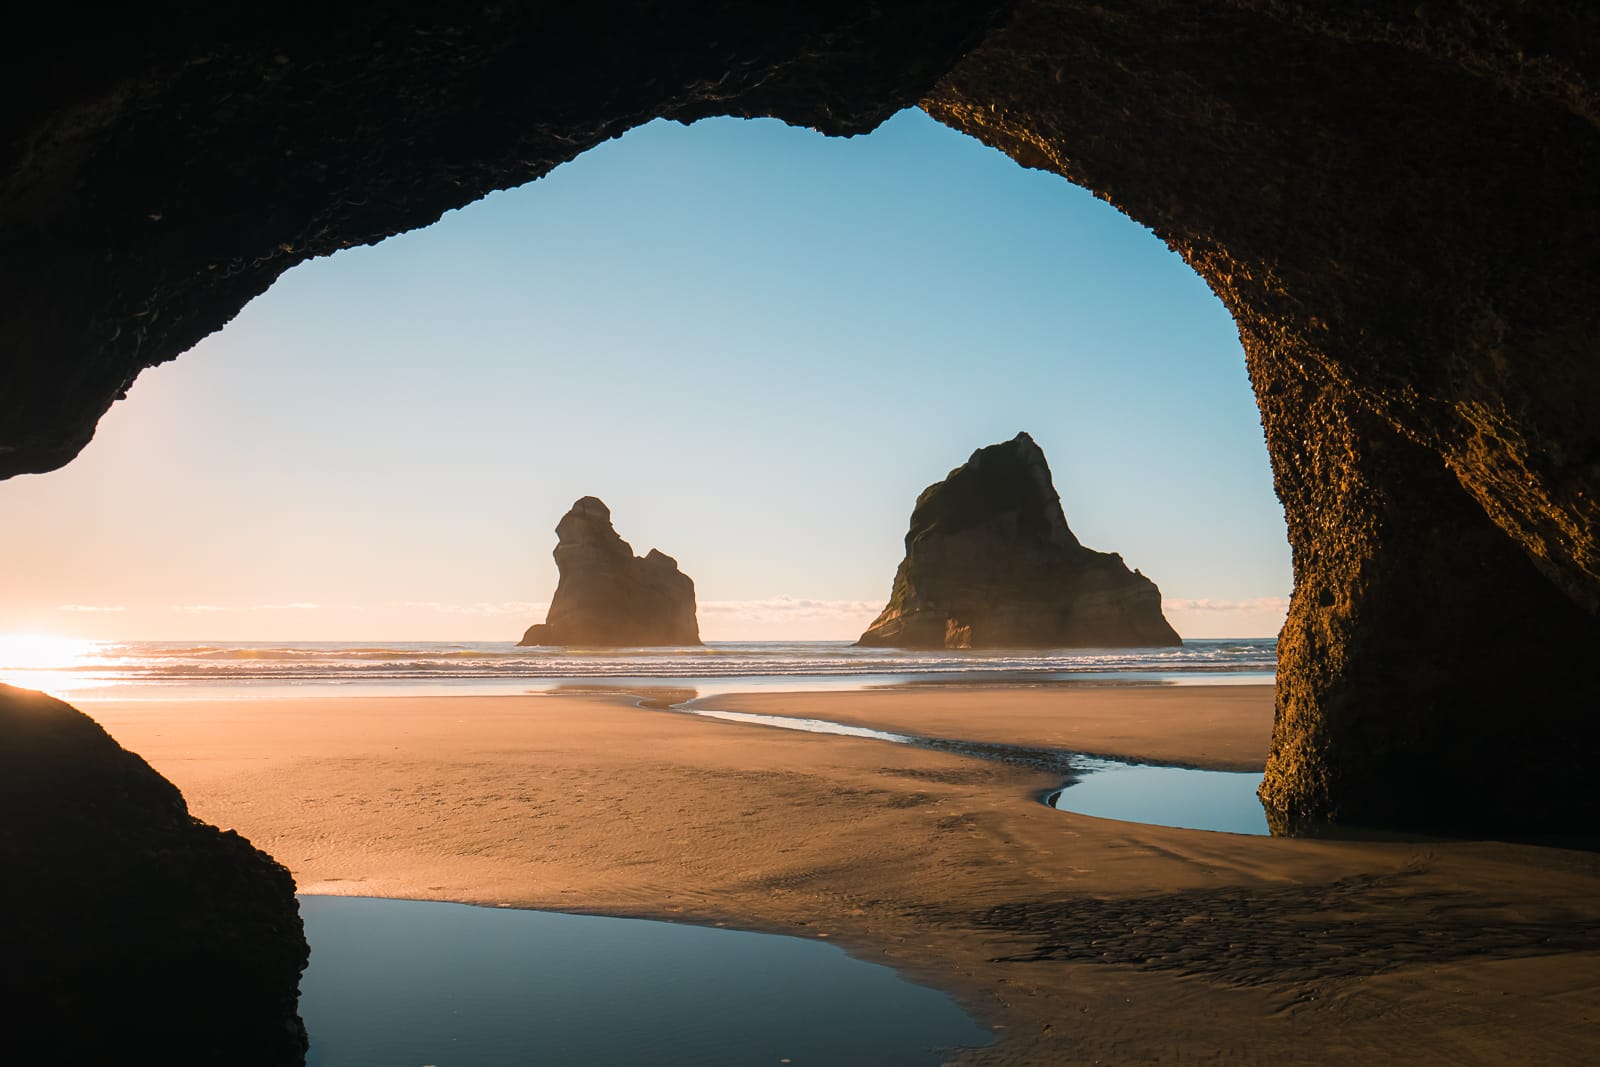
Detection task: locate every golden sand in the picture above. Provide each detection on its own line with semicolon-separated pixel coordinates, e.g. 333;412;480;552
87;685;1600;1064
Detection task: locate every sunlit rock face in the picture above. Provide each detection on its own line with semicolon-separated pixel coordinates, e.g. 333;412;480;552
1251;355;1600;834
859;433;1181;649
520;497;701;647
0;685;309;1065
925;0;1600;831
6;1;1600;831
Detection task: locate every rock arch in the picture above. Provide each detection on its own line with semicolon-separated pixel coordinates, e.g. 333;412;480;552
5;1;1596;832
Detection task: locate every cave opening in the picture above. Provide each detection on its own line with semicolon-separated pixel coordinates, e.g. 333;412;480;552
0;109;1290;650
9;9;1600;1063
5;0;1598;836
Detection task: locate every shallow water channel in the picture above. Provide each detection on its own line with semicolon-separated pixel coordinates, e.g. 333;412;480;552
679;697;1270;836
1047;761;1269;835
296;694;1271;1062
299;896;995;1067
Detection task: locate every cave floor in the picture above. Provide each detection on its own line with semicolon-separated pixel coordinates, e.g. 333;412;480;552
87;684;1600;1064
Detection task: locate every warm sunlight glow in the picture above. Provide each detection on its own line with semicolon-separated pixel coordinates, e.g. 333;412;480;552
0;633;94;671
0;633;103;695
0;112;1288;644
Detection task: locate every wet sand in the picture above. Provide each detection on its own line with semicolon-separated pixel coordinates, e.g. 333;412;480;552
87;685;1600;1064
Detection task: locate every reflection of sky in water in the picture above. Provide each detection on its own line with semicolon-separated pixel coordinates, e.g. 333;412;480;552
1052;763;1269;835
688;706;915;743
299;896;993;1067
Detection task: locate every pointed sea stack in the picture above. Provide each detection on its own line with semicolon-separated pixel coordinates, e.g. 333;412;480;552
519;497;701;647
858;433;1181;649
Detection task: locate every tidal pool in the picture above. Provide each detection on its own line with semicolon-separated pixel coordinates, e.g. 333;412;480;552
299;896;994;1066
675;698;1266;836
1048;761;1269;835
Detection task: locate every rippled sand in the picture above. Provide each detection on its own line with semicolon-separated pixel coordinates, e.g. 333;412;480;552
87;684;1600;1064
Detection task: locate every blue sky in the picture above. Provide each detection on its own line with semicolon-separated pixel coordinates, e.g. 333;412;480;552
0;109;1289;641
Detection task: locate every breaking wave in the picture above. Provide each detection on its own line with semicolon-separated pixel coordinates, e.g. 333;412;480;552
2;638;1275;694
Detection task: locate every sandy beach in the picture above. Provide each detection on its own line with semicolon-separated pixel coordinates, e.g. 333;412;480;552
86;684;1600;1064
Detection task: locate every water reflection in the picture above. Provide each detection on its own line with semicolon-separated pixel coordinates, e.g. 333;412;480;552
299;896;994;1066
1048;761;1269;835
669;693;1268;834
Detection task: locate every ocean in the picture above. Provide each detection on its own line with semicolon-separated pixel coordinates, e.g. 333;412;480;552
1;637;1275;701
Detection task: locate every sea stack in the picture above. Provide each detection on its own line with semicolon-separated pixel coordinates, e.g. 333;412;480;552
857;433;1181;649
519;496;701;647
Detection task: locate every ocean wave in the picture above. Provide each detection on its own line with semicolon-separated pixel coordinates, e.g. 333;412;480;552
4;639;1276;685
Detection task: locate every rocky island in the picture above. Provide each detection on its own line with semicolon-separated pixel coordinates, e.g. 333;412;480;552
519;496;701;647
858;433;1181;649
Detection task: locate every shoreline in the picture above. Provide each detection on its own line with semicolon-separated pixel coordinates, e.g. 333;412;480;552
50;669;1276;705
85;682;1600;1064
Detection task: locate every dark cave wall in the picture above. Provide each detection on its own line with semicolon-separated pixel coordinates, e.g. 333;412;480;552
4;1;1598;831
1;2;1013;478
0;685;308;1064
924;0;1600;618
923;0;1600;829
1251;334;1600;832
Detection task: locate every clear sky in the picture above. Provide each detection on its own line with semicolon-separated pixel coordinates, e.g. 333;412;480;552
0;109;1290;642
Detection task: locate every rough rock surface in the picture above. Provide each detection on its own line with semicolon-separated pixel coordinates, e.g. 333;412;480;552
1250;358;1600;834
5;2;1600;830
924;1;1600;832
858;433;1181;649
0;684;309;1065
0;3;1011;479
520;497;701;647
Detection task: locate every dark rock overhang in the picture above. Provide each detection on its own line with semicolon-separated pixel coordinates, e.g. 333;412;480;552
5;1;1598;831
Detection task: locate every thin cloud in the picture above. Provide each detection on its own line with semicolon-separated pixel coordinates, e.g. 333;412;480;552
1165;597;1290;614
402;601;549;617
56;604;127;613
699;596;883;621
697;595;883;640
174;602;323;614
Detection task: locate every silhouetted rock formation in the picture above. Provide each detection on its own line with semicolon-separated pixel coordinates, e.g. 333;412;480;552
925;1;1600;833
7;3;1600;830
520;497;701;647
0;684;309;1066
859;433;1180;649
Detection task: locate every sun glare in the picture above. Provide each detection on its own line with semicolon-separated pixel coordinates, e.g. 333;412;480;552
0;633;101;693
0;633;94;670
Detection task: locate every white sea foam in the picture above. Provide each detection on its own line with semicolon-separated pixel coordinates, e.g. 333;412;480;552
1;638;1275;699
